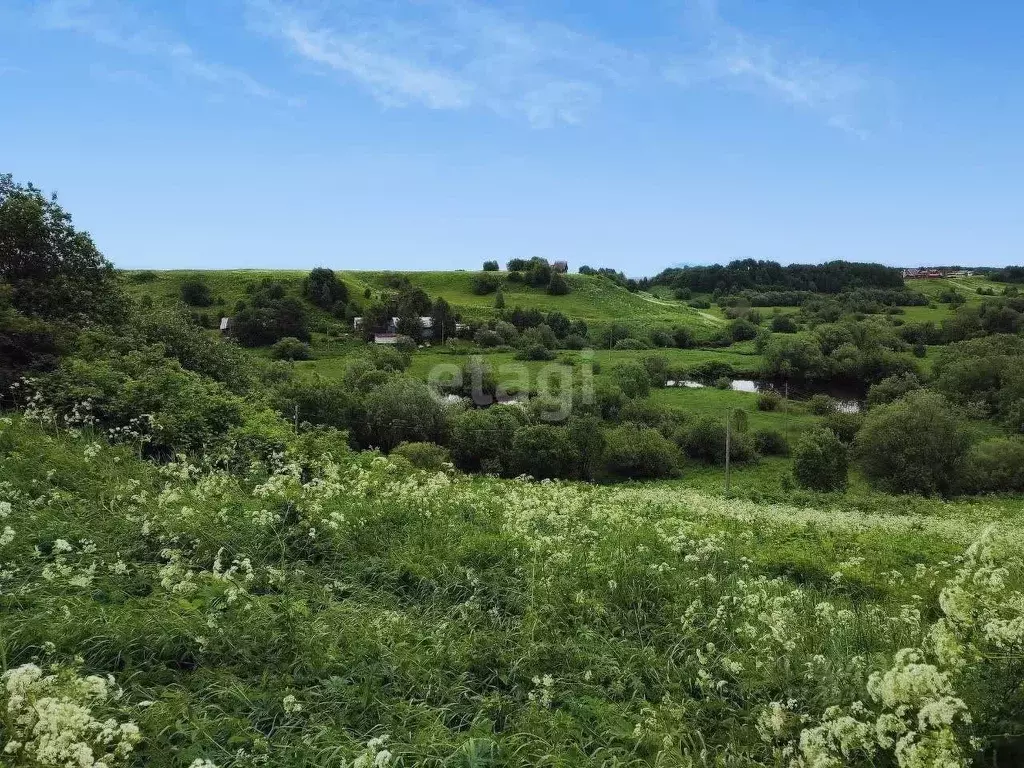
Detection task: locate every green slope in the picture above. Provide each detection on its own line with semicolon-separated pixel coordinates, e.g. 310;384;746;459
121;269;718;332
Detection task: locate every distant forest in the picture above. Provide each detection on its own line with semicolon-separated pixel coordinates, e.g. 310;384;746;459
648;259;905;294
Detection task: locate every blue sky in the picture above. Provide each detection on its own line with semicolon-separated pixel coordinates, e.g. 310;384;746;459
2;0;1022;275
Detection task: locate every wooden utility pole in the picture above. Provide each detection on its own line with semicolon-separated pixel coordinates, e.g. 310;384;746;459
724;414;731;494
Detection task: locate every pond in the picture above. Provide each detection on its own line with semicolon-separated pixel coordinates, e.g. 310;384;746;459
665;378;864;413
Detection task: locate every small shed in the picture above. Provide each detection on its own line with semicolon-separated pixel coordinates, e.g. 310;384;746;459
219;317;231;332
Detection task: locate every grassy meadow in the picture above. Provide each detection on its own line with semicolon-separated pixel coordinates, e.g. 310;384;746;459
2;414;1023;767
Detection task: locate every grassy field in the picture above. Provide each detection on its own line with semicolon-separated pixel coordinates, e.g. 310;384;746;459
2;414;1021;766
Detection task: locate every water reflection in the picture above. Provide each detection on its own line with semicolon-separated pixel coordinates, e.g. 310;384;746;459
665;378;863;413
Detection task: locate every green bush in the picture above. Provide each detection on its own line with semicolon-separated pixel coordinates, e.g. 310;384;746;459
613;338;647;350
753;428;790;456
792;428;848;491
771;314;798;333
548;272;571;295
821;411;864;443
471;273;501;295
757;391;782;412
392;441;452;471
516;344;555;361
681;417;756;465
447;406;525;473
270;337;314;361
854;390;970;496
866;372;921;408
302;267;348;310
273;378;361;433
962;437;1024;494
602;424;681;479
179;276;213;307
610;360;651;398
482;260;499;271
806;394;837;415
474;329;502;348
509;425;578;479
362;377;445;451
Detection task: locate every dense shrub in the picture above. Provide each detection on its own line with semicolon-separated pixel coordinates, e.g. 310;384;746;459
547;272;571;295
362;378;445;451
753;428;790;456
602;425;681;479
302;267;348;310
771;314;798;333
821;411;864;443
962;437;1024;493
509;425;578;479
270;337;314;361
471;273;501;295
854;390;971;496
392;441;452;471
231;285;310;347
447;406;525;473
482;260;499;272
757;391;782;412
29;349;247;457
866;372;922;408
610;360;651;398
613;338;647;350
792;428;848;491
179;276;213;307
681;417;756;465
729;318;759;342
516;344;555;361
761;335;829;380
273;378;361;433
807;394;837;415
474;329;502;348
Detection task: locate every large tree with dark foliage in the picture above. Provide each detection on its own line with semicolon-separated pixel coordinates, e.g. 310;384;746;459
302;267;348;310
0;174;124;322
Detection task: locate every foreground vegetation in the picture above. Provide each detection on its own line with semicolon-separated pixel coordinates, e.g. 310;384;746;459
3;415;1024;767
4;172;1024;766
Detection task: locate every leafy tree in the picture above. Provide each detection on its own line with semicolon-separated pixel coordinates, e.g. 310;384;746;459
430;297;457;343
602;425;681;479
753;429;790;456
854;390;970;496
821;412;864;444
761;334;829;380
548;271;570;295
494;289;505;309
272;378;361;433
771;313;798;333
362;378;445;451
0;174;124;322
179;276;212;307
392;441;451;471
471;273;501;295
270;337;313;361
792;428;848;491
867;372;921;408
567;415;607;480
962;437;1024;493
448;406;524;473
681;417;756;465
302;267;348;310
610;360;651;398
728;318;759;342
509;425;578;479
482;260;499;272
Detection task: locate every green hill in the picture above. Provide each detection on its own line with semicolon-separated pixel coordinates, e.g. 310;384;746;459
121;269;718;332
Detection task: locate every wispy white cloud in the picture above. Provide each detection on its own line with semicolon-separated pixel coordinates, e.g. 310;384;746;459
665;0;873;136
245;0;640;126
37;0;280;101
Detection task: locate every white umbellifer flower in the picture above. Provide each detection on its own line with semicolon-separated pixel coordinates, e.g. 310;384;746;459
188;760;219;768
0;525;14;547
1;664;140;768
282;694;302;714
53;538;73;554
